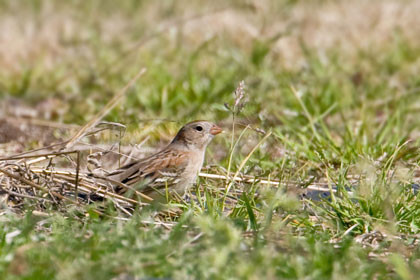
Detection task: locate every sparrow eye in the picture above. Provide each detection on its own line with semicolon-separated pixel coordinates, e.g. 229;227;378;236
195;126;203;131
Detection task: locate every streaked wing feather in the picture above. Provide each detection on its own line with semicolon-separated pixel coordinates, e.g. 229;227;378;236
107;148;189;194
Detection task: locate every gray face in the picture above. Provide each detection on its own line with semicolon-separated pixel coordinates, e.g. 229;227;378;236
172;121;222;149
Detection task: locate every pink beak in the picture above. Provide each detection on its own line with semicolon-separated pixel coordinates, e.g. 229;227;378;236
210;124;223;135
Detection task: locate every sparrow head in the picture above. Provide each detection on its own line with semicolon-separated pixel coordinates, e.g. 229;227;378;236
171;120;222;149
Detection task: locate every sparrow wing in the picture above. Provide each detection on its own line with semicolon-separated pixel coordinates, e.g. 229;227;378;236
107;148;189;194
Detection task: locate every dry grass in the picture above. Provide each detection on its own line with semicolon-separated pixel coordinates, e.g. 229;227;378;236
1;0;420;73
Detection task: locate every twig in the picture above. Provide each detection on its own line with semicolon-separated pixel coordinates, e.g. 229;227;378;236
83;176;154;203
0;168;80;205
0;186;53;203
30;167;340;195
75;151;80;200
44;173;143;205
0;150;77;162
2;116;79;130
29;167;151;205
0;140;70;160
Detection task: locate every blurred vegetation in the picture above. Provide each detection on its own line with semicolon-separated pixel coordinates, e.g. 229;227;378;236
1;0;420;279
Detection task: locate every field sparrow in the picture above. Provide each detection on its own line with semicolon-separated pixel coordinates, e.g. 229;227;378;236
106;120;222;202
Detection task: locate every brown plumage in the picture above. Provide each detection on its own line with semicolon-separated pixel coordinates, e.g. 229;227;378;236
106;120;222;201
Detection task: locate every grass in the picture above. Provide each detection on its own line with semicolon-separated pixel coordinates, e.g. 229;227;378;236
1;0;420;279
